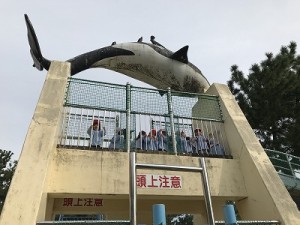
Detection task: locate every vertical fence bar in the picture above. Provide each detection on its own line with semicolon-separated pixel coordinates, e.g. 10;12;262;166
84;109;89;147
130;152;137;225
59;106;68;146
286;153;295;178
126;83;131;153
200;157;215;225
167;88;177;155
103;110;107;148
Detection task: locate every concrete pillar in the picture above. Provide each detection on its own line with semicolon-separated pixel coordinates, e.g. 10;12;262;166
206;83;300;224
0;61;70;225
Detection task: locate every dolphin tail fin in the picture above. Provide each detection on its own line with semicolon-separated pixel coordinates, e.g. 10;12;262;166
170;45;189;64
24;14;51;71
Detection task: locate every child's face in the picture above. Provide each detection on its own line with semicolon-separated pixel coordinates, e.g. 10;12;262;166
195;129;201;136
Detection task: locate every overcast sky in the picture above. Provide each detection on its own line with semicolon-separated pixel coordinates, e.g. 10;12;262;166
1;0;300;160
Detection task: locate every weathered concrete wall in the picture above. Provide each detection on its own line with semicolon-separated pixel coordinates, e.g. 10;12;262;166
44;148;247;223
47;150;246;199
0;61;70;225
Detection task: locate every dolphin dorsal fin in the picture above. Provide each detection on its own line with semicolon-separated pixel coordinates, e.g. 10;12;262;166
170;45;189;64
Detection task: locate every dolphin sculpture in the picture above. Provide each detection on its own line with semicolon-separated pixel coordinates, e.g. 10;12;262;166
24;14;210;93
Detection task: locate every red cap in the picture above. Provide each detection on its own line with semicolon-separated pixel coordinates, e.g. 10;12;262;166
151;129;157;136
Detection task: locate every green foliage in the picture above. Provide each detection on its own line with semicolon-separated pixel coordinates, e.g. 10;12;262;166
228;42;300;156
0;149;17;213
167;214;193;225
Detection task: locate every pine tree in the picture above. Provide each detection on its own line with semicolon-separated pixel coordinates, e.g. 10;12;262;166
228;42;300;156
0;149;17;213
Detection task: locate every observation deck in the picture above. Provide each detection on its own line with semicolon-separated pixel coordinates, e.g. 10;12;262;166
1;62;299;225
59;77;229;158
60;78;300;194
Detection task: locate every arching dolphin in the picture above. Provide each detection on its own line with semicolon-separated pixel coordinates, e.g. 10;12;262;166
24;14;210;93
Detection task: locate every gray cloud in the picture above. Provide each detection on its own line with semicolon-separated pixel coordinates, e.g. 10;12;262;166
1;0;300;160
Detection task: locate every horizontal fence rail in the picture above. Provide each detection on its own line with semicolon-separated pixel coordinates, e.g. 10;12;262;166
37;221;130;225
215;221;280;225
55;214;104;221
58;78;230;158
